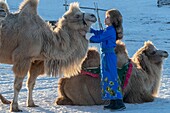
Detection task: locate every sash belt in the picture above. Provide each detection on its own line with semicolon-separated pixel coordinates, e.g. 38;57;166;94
102;48;115;53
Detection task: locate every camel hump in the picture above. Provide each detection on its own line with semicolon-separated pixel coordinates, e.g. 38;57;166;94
19;0;39;15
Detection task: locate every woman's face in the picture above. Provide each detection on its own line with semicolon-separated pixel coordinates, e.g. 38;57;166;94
104;14;112;26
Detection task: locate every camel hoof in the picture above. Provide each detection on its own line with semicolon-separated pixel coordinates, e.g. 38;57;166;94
10;102;22;112
27;101;39;107
55;98;73;105
10;108;22;112
27;104;39;107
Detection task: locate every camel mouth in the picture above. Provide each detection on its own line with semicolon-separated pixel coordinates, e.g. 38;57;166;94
91;19;97;23
164;54;168;58
0;7;7;17
162;51;169;58
84;13;97;23
0;8;5;11
85;18;97;23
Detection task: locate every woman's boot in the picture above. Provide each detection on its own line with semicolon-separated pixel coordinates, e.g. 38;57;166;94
103;100;115;110
103;99;126;111
110;99;126;111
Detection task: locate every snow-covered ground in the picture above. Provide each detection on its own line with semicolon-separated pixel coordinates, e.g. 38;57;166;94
0;0;170;112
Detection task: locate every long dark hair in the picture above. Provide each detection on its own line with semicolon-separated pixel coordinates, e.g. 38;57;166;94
106;9;123;40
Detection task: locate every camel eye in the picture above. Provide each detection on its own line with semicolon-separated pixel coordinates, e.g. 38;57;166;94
75;14;81;19
151;51;156;55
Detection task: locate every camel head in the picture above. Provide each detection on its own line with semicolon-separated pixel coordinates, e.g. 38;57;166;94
132;41;168;71
115;40;129;68
58;2;97;35
82;47;100;68
0;0;9;16
142;41;168;64
45;2;96;77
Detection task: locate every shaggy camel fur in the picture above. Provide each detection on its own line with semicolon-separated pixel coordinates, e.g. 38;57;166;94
0;0;96;112
56;40;169;105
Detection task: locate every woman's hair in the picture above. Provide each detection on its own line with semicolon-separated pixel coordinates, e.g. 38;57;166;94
106;9;123;40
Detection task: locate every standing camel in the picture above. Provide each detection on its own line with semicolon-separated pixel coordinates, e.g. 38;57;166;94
0;0;96;112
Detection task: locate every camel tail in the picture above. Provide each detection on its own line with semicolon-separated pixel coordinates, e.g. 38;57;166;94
19;0;39;15
0;94;11;104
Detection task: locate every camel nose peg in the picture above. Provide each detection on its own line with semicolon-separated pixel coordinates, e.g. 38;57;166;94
90;14;95;17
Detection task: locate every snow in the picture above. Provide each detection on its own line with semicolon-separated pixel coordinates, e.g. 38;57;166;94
0;0;170;113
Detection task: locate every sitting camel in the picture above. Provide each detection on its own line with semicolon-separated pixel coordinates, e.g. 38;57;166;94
0;0;96;112
56;40;169;105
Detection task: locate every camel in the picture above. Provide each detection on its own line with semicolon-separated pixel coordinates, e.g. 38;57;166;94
0;0;96;112
56;40;169;105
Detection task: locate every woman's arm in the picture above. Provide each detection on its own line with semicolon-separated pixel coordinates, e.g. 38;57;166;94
90;28;104;35
90;28;116;43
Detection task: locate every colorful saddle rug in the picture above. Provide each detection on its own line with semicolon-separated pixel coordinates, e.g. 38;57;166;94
81;59;133;90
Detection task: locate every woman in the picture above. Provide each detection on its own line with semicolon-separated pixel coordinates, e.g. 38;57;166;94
89;9;125;111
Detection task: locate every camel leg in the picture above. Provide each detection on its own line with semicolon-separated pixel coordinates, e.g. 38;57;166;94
10;53;31;111
56;97;73;105
10;76;25;112
0;94;11;104
26;73;39;107
26;61;44;107
55;78;74;105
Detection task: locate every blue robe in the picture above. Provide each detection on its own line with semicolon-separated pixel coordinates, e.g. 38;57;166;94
90;26;123;100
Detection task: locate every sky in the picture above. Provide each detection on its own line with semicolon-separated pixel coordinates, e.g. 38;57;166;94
0;0;170;113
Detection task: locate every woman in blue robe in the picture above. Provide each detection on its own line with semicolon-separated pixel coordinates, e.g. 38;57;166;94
89;9;126;111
